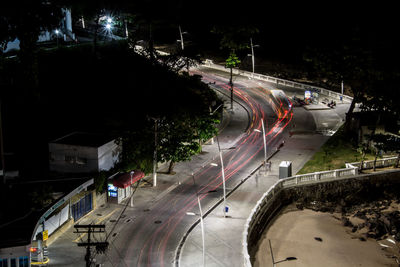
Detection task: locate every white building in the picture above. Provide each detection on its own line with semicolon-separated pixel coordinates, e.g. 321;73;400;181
0;245;30;267
49;132;120;173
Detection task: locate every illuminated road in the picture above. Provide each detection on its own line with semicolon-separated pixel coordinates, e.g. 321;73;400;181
99;67;292;267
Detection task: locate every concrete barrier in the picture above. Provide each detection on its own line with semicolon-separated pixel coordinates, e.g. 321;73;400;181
242;157;400;266
201;60;353;104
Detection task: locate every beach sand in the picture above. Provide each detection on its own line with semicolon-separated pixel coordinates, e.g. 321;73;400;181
254;205;399;267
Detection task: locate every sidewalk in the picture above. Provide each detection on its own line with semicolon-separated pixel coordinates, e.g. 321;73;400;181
47;77;349;267
47;87;249;267
179;104;349;266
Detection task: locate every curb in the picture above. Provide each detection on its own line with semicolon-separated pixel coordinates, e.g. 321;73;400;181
174;147;281;266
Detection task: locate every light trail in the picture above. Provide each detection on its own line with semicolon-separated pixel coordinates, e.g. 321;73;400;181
115;69;293;267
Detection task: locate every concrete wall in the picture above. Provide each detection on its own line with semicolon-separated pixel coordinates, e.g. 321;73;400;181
97;140;120;172
0;245;30;267
49;143;99;173
246;170;400;265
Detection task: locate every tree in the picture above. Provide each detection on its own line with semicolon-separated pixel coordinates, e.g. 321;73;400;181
225;52;241;109
357;142;369;172
212;25;257;109
158;114;200;174
116;127;155;174
369;134;400;169
0;1;62;91
304;23;400;135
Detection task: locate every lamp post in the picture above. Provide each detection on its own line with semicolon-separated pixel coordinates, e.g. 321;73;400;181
177;26;189;71
55;29;59;47
149;117;159;187
341;80;344;103
178;25;187;51
254;119;268;170
130;171;134;207
211;136;227;218
250;38;260;77
187;174;218;267
209;103;223;145
269;239;297;266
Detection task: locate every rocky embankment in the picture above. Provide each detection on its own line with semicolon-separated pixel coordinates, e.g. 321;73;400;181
296;197;400;264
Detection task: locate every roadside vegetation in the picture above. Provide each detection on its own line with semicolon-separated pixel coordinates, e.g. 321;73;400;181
297;126;376;174
1;40;222;196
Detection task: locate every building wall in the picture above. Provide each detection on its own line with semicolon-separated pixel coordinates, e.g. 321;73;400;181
97;140;120;172
49;143;99;173
0;245;30;267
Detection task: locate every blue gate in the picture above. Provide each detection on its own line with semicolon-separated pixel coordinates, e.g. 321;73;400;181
72;193;92;221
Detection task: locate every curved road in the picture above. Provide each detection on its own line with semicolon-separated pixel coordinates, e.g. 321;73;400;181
99;67;292;267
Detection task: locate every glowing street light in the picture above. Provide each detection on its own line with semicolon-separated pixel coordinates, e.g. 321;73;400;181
187;194;205;267
130;170;134;207
253;119;268;171
55;29;60;46
210;137;227;218
250;38;260;77
187;174;218;267
178;25;188;50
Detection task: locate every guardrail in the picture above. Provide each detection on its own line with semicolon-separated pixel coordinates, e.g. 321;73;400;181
242;156;398;266
202;59;353;104
347;156;398;170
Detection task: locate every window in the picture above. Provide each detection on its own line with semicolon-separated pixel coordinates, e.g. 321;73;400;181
76;157;87;165
10;258;15;267
19;257;29;267
65;155;75;164
65;155;87;165
0;258;9;267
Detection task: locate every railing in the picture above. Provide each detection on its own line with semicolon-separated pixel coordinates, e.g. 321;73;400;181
31;178;94;243
242;156;398;266
347;156;398;170
202;59;354;104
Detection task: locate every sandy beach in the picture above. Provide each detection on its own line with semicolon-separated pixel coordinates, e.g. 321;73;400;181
254;205;399;267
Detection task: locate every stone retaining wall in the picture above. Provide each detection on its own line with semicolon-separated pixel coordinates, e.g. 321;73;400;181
245;170;400;266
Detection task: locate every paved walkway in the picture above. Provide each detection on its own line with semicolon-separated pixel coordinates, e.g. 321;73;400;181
179;99;350;265
47;76;349;267
47;87;248;267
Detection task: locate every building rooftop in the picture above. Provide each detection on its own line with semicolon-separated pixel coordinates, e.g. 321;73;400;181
50;132;116;147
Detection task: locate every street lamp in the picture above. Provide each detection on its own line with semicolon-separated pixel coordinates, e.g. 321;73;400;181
341;80;344;103
253;119;268;171
269;239;297;266
178;25;187;51
187;175;218;267
250;38;260;77
210;136;227;218
149;117;159;187
55;29;60;47
209;104;224;145
130;171;134;207
104;21;113;41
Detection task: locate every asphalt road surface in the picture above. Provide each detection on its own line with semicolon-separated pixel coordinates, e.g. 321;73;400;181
95;67;291;267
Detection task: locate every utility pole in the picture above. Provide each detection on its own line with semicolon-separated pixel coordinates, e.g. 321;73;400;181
0;100;5;184
341;80;344;103
178;25;184;51
251;38;255;77
74;225;108;267
150;117;158;187
229;69;233;110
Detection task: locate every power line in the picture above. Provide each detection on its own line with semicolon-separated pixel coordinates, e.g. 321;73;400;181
74;224;109;267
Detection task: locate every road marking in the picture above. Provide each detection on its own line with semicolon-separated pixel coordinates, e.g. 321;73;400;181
73;209;119;243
